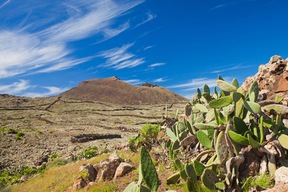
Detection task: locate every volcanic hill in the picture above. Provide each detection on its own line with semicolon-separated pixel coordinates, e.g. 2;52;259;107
60;76;188;105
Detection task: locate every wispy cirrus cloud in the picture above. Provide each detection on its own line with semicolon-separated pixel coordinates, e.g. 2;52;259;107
103;22;130;39
23;86;69;97
0;0;11;9
211;0;257;10
0;0;145;78
167;77;231;99
134;13;157;28
168;78;217;90
148;62;166;68
211;64;253;74
211;3;230;10
98;43;145;70
0;80;31;95
143;45;154;51
153;77;167;83
168;77;232;91
123;79;143;85
0;79;69;97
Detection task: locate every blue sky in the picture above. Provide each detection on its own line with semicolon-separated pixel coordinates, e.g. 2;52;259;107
0;0;288;98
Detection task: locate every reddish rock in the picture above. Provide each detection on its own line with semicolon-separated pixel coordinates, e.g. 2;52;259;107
242;55;288;106
276;72;288;92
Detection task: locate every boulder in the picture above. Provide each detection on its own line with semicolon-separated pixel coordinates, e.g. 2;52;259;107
79;163;97;182
94;153;123;181
113;162;134;179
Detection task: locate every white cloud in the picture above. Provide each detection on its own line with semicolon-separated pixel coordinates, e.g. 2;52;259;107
39;0;144;42
143;45;154;51
24;86;69;97
168;78;216;90
211;64;252;74
134;12;156;28
168;77;232;91
167;77;231;99
0;0;11;9
0;79;69;97
211;0;256;10
153;77;167;83
98;43;145;70
211;3;228;10
0;80;31;95
103;22;130;39
0;0;145;78
123;79;142;85
148;62;166;68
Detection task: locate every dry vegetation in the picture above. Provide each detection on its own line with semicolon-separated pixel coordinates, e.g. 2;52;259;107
0;94;186;172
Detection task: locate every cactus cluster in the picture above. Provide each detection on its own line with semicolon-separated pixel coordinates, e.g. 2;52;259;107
162;76;288;191
124;76;288;191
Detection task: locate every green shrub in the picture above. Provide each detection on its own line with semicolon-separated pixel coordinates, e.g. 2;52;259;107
254;174;273;189
50;154;60;159
80;146;98;159
15;132;24;140
0;166;44;188
0;171;18;188
36;131;43;135
129;124;160;151
47;159;69;168
8;128;17;134
19;167;38;176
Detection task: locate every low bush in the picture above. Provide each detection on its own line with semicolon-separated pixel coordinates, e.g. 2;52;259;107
79;146;98;159
129;124;160;151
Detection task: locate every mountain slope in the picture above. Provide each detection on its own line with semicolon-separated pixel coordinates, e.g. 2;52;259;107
60;77;187;105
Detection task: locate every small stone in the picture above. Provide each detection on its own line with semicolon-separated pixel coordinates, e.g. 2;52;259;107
20;176;27;183
86;181;95;189
275;166;288;184
72;177;87;190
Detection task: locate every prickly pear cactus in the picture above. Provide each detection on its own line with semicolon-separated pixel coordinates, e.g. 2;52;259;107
140;147;161;191
278;134;288;149
159;77;288;191
201;169;219;190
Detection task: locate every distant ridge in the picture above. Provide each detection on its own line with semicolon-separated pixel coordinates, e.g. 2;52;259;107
60;76;188;105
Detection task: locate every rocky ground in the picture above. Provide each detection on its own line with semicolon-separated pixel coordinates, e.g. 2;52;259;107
0;94;186;171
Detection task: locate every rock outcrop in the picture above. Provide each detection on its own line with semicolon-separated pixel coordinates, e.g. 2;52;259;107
242;55;288;106
67;153;134;191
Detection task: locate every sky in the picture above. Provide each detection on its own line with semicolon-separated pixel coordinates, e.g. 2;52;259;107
0;0;288;98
